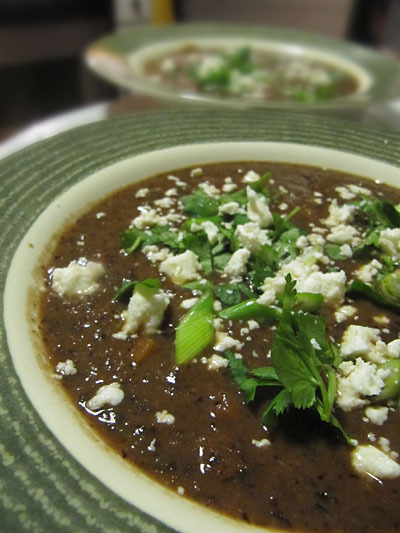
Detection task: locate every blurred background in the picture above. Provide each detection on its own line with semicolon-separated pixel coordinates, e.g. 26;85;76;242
1;0;400;140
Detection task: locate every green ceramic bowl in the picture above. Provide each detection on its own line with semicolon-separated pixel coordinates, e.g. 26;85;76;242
85;23;400;114
2;110;400;532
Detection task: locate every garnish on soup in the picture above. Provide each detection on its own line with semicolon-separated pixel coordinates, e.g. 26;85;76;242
142;45;360;103
41;162;400;532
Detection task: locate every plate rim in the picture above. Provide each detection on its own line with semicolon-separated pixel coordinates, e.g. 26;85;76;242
2;110;400;532
85;23;400;110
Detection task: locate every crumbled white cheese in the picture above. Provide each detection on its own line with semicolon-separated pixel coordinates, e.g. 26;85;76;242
242;170;260;183
387;339;400;358
308;233;326;246
167;175;186;188
340;244;353;258
165;187;178;197
296;235;308;249
159;250;202;285
348;184;372;197
148;438;157;452
257;247;322;306
154;197;175;209
224;248;251;278
113;286;169;339
180;297;199;309
132;208;169;229
235;222;269;252
378;228;400;259
340;325;397;364
297;270;347;307
51;259;105;297
218;201;240;215
323;199;355;227
252;438;271;448
155;410;175;425
190;167;203;177
311;338;321;351
177;486;185;495
135;188;149;198
335;305;357;323
378;437;398;458
335;186;356;201
86;382;124;411
55;359;77;376
213;332;244;352
364;406;389;426
207;354;229;371
373;315;390;326
142;245;170;264
336;358;389;411
222;178;238;193
248;320;260;330
196;55;225;77
191;220;219;245
198;182;220;198
354;259;382;284
341;325;381;360
246;187;273;228
213;300;222;312
326;224;361;246
352;444;400;479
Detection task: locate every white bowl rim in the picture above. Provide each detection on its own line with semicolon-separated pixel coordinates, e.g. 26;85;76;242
4;140;400;533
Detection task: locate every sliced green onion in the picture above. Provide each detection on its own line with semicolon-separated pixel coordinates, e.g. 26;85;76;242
373;360;400;402
347;280;400;314
294;292;323;312
378;270;400;304
219;298;281;323
175;290;214;364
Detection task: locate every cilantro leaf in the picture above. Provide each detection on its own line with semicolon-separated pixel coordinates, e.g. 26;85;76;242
224;351;282;403
214;284;242;306
213;252;232;272
120;224;182;255
181;189;219;217
325;243;349;261
114;278;161;302
224;275;352;445
181;231;213;274
357;197;400;229
120;227;145;254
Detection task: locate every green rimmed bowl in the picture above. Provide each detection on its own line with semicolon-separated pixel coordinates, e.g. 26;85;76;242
85;23;400;115
2;110;400;533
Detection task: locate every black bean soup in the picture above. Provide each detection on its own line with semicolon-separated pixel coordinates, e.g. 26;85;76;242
39;162;400;532
143;45;359;103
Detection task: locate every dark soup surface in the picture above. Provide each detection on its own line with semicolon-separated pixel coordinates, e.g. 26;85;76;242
143;45;360;103
40;162;400;532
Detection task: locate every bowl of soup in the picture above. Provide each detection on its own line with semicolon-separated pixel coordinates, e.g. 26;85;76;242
85;24;400;114
2;110;400;532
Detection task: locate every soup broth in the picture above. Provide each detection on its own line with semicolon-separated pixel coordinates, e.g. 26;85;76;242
39;162;400;532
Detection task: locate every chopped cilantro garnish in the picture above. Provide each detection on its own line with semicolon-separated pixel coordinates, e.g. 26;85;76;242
225;276;353;445
120;224;181;254
114;278;161;302
181;231;213;274
181;189;219;217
